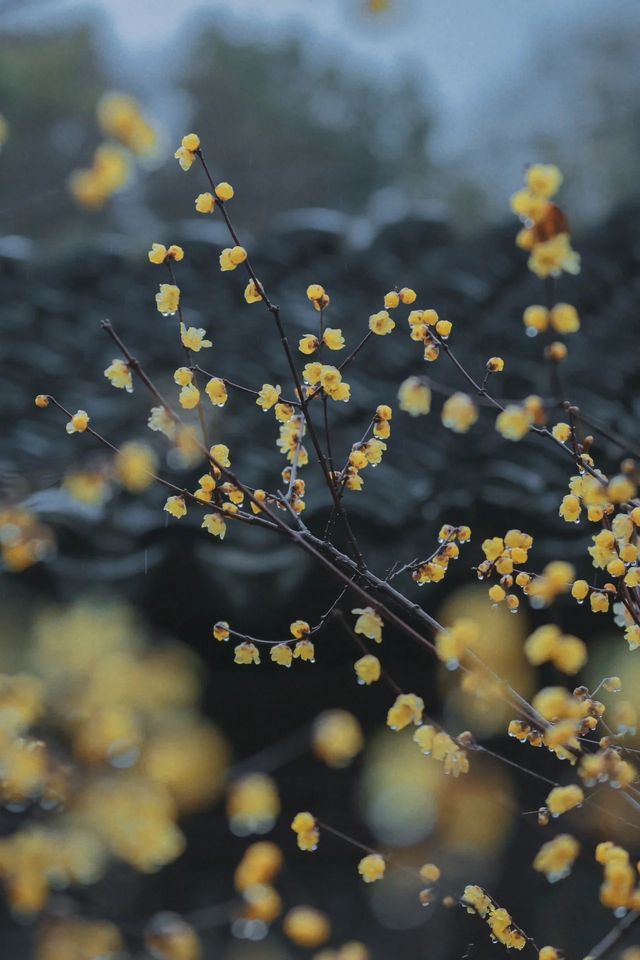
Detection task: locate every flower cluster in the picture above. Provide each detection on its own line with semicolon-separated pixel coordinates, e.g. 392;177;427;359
533;833;580;883
461;886;527;951
510;164;580;279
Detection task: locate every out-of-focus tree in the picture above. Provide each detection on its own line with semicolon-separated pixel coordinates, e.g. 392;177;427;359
0;24;107;242
149;26;434;230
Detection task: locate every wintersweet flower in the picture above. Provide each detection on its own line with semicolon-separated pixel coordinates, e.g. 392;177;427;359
293;640;315;662
358;854;385;883
283;906;331;949
214;182;234;201
528;234;580;279
244;280;263;303
155;283;180;315
387;693;424;731
148;243;168;264
180;324;212;352
550;303;580;334
213;621;230;641
147;406;176;439
559;495;581;523
384;291;400;309
115;442;157;491
323;328;345;350
299;335;319;355
441;393;478;434
271;644;293;667
164;496;187;519
420;863;441;882
66;410;90;434
202;513;226;540
523;305;549;335
205;378;228;407
306;283;325;301
312;710;363;768
354;655;381;685
369;310;395;335
210;444;230;468
256;384;281;412
175;133;200;171
104;359;133;392
496;405;532;441
414;726;469;776
290;620;310;639
195;192;215;213
291;811;319;851
219;246;247;271
526;163;563;199
398;377;431;416
546;784;584;817
352;607;383;644
234;642;260;665
178;384;200;410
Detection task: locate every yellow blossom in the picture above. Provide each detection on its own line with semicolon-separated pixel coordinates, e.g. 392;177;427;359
219;246;247;271
283;906;331;949
354;655;381;685
435;618;479;669
293;640;315;662
441;392;478;434
559;494;581;523
202;513;226;540
210;444;230;468
399;287;416;304
205;378;227;407
164;496;187;519
369;310;395;335
213;621;230;641
384;291;400;309
180;323;212;352
115;442;157;492
550;303;580;334
179;384;200;409
387;693;424;731
526;163;563;199
528;234;580;279
398;377;431;416
496;405;532;441
215;182;234;201
245;280;263;303
148;242;168;264
148;405;176;439
486;357;504;373
312;710;363;768
546;784;584;817
271;644;293;668
66;410;90;435
523;305;549;335
299;334;319;355
352;607;383;644
234;642;260;665
323;328;345;350
156;283;180;315
256;384;281;412
104;359;133;393
358;854;386;883
291;811;319;851
195;192;215;213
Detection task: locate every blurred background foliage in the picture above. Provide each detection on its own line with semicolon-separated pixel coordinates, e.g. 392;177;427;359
1;1;640;958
